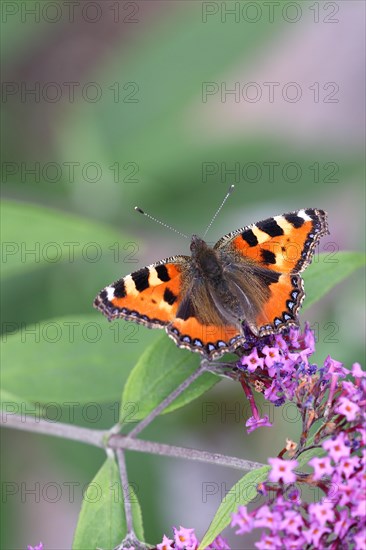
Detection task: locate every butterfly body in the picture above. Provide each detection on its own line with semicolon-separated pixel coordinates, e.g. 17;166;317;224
94;208;329;359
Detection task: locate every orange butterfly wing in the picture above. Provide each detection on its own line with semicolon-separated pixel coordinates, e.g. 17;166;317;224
167;317;243;359
95;209;328;359
94;258;187;328
94;256;244;359
215;208;329;334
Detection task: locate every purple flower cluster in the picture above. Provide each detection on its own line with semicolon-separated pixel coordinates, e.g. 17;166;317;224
236;323;346;433
231;361;366;548
27;544;43;550
155;526;229;550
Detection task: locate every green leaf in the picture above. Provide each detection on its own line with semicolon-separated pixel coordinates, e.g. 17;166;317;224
296;433;325;469
0;389;32;414
121;335;218;422
199;466;269;550
73;457;144;550
1;200;132;278
1;314;157;403
303;251;365;310
297;447;324;468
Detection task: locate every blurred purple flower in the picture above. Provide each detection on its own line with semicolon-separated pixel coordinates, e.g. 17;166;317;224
246;414;272;433
268;458;298;484
157;534;174;550
230;360;366;548
155;527;230;550
173;526;198;550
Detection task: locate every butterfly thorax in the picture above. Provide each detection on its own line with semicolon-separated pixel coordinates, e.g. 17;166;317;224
190;235;223;282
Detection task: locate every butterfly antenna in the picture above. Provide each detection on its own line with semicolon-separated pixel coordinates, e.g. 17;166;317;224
134;207;189;239
203;184;235;238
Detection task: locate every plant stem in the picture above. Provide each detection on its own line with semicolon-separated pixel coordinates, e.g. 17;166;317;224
1;413;264;471
2;412;105;447
109;435;265;471
128;362;207;438
115;449;133;533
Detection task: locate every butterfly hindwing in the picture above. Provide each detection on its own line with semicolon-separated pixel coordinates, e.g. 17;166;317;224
167;282;245;359
255;273;304;336
167;317;244;359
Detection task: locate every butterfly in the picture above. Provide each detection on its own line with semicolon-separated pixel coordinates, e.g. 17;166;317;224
94;208;328;360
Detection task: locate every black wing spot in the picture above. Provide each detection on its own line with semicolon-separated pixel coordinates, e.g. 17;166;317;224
241;229;258;247
284;213;305;228
261;249;276;265
305;208;317;220
163;288;177;305
256;218;284;237
155;264;171;282
113;280;126;298
131;268;150;292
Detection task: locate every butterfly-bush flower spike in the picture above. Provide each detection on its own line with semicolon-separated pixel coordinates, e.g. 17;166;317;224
268;458;298;484
157;534;174;550
335;395;360;421
246;414;272;433
173;526;198;550
240;347;264;372
303;322;316;353
302;525;331;546
231;505;255;534
27;545;43;550
308;501;335;526
261;345;283;369
155;527;230;550
352;362;366;378
229;359;365;548
308;456;333;480
280;510;304;535
206;535;231;549
255;533;282;550
254;504;282;530
324;355;348;377
323;432;351;461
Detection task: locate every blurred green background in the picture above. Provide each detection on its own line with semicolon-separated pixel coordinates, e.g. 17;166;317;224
1;1;365;548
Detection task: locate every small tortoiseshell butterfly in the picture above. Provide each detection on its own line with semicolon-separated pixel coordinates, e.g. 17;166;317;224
94;208;328;359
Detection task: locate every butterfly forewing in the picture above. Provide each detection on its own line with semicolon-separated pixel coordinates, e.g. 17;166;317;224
94;257;189;328
214;208;329;274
